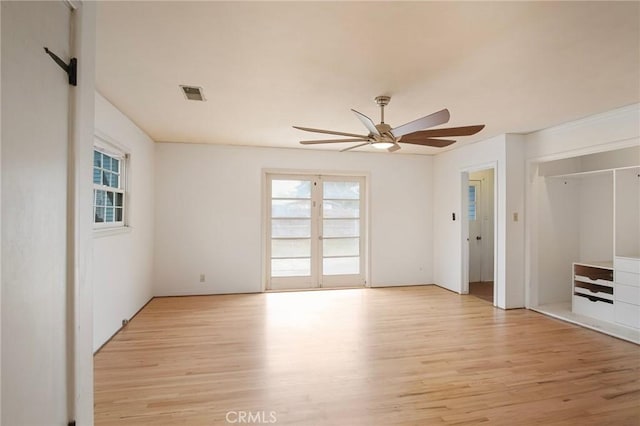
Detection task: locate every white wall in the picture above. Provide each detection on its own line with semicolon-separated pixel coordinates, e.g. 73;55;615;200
2;2;71;424
0;2;3;420
533;176;580;305
578;173;614;262
432;133;526;309
93;93;155;351
154;143;433;295
526;104;640;161
504;135;526;308
433;135;507;306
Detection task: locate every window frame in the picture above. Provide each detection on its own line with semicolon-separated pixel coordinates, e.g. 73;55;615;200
93;135;129;231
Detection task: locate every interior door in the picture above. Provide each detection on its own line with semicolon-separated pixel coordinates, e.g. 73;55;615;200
468;180;482;283
267;174;366;290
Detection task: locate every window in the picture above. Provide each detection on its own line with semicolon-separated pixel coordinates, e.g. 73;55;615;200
93;147;126;227
468;185;477;221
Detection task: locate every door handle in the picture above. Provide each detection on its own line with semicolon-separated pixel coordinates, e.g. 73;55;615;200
476;236;482;240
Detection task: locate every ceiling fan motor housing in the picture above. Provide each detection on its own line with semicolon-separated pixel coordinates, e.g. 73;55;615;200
374;123;395;142
375;96;391;107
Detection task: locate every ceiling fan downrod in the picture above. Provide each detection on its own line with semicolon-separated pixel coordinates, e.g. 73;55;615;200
375;95;390;124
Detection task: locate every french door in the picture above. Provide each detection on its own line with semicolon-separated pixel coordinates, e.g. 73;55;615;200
267;174;366;290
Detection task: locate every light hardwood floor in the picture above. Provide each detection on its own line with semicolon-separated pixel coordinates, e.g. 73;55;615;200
94;286;640;425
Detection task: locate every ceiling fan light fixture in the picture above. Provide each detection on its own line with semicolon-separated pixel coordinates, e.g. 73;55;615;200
372;141;394;149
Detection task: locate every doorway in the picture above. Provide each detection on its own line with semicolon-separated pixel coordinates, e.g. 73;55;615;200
266;173;366;291
463;168;496;304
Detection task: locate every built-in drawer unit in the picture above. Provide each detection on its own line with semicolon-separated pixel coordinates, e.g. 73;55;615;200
614;257;640;274
616;271;640;287
574;264;614;284
572;262;614;322
573;293;615;323
574;281;614;301
615;301;640;329
614;256;640;330
615;284;640;305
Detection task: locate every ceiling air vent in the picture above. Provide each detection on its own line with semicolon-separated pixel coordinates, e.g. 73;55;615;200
180;85;206;101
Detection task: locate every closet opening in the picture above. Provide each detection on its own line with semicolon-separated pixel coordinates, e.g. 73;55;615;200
528;145;640;343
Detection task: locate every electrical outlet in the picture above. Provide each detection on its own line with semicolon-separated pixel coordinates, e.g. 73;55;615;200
122;318;129;327
199;274;205;283
513;212;519;222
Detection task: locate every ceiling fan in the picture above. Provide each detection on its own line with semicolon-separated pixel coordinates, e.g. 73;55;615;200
293;96;485;152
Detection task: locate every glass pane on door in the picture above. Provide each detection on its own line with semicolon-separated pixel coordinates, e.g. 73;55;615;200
323;238;359;257
323;219;359;238
323;181;360;199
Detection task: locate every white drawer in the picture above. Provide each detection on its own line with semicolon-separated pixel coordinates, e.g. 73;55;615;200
615;271;640;288
614;257;640;274
574;286;614;301
615;284;640;305
573;294;615;323
574;275;614;287
615;301;640;329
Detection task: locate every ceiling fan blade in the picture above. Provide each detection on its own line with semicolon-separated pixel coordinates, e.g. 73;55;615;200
402;125;485;139
351;109;380;136
399;138;457;148
340;142;370;152
293;126;369;139
391;109;450;137
387;144;401;153
300;138;368;145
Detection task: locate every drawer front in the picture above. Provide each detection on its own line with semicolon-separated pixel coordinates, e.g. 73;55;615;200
615;284;640;305
615;271;640;288
614;257;640;274
574;276;614;287
574;264;613;282
574;284;614;301
615;301;640;329
573;294;615;323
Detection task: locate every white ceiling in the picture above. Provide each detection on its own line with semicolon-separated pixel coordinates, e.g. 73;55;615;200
96;1;640;155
